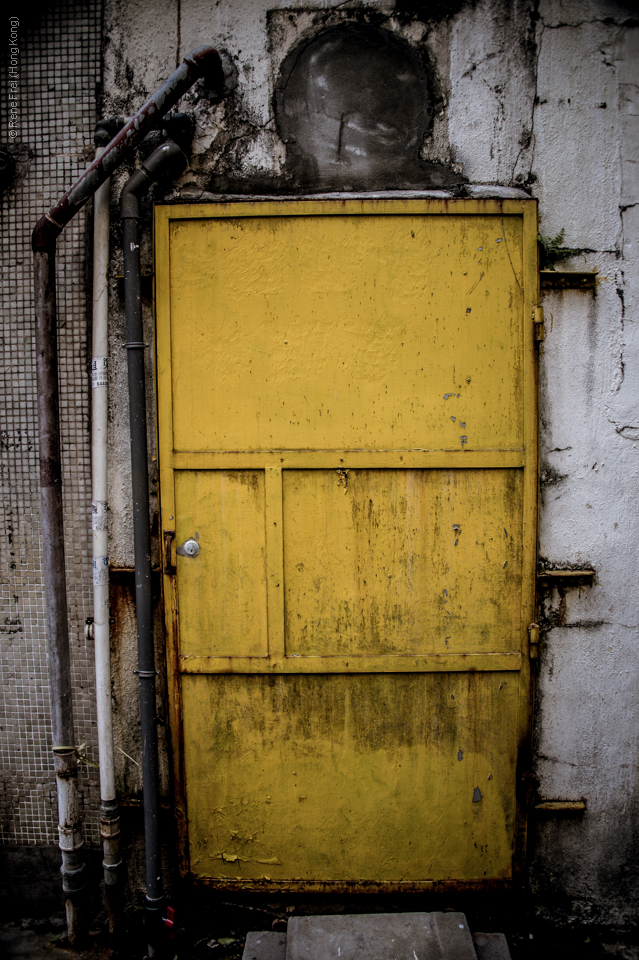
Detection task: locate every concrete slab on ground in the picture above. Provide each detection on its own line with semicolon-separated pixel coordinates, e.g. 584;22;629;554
285;912;477;960
472;932;512;960
243;930;288;960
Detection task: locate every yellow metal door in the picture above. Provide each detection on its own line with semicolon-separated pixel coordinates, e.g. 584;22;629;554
155;199;538;891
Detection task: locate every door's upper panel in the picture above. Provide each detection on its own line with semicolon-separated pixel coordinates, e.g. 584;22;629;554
168;211;524;452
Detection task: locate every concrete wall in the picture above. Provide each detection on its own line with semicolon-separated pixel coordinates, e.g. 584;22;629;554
2;0;638;927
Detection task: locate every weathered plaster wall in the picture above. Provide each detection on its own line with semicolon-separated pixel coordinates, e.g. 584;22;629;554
448;0;538;185
532;0;639;925
98;0;639;924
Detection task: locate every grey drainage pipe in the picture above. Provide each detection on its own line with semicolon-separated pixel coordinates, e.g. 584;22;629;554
119;140;187;954
30;45;226;944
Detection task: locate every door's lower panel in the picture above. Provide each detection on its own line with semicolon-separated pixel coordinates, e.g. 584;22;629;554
182;672;518;884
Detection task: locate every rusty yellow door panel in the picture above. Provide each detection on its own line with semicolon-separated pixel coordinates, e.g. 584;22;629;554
282;468;522;658
155;199;538;890
167;212;524;453
175;470;267;659
182;673;517;883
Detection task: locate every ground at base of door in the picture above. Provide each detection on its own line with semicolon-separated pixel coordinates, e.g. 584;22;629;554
241;913;511;960
3;908;639;960
0;920;110;960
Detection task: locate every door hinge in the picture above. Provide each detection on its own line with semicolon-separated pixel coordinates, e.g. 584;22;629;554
163;529;177;576
533;305;545;342
528;622;540;659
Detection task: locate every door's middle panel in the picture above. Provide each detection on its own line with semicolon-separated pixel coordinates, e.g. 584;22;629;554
175;466;522;662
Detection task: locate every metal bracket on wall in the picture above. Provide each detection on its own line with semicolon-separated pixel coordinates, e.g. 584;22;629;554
537;569;596;587
535;800;587;813
533;305;545;342
540;271;597;291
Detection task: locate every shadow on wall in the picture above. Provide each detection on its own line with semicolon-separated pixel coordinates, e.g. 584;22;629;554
274;23;465;192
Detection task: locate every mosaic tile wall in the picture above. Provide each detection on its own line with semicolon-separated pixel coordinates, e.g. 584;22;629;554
0;1;102;845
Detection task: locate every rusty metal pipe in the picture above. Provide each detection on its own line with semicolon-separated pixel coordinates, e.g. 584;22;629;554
34;249;86;939
32;46;223;251
31;45;225;942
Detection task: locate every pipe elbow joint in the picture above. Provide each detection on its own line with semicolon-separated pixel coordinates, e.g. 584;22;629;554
95;117;126;149
185;45;237;101
120;141;187;219
143;140;187;182
32;214;61;252
185;44;223;85
119;168;152;219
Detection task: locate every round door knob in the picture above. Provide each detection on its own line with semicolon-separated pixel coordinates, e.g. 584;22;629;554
177;538;200;557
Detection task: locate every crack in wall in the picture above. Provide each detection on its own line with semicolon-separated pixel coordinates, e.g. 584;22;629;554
611;420;639;440
515;0;543;187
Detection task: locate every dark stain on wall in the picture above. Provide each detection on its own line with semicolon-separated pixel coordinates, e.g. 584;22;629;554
392;0;475;22
274;22;463;191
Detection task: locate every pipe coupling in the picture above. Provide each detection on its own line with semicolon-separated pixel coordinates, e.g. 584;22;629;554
100;815;121;839
60;855;86;895
61;866;86;895
58;825;83;852
103;859;122;886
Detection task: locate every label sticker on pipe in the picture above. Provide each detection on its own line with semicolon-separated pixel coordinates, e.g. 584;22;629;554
92;357;108;388
92;500;108;531
93;556;109;586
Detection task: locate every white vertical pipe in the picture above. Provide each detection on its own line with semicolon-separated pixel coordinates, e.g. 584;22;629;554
92;165;116;807
92;155;122;932
92;155;122;923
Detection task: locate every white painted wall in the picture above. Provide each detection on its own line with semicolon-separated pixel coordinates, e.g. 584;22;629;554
532;0;639;923
101;0;639;922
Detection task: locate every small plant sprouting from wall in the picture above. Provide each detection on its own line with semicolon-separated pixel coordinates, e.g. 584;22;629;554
538;229;581;271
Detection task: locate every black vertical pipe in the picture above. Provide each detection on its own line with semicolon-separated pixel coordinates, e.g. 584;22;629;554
120;142;187;942
124;213;163;922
